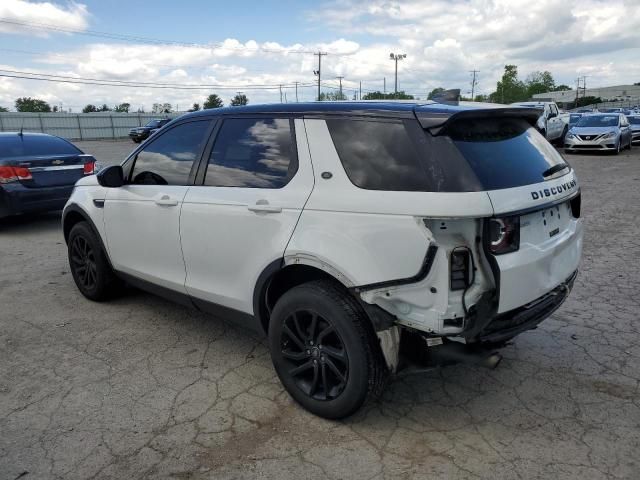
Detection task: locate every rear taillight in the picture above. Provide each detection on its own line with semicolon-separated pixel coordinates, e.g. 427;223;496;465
83;161;95;175
0;166;32;183
450;248;473;290
487;215;520;255
570;194;581;218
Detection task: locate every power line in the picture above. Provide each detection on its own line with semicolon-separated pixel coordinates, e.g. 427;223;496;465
0;71;314;91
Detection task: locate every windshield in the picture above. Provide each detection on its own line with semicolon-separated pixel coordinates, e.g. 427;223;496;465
628;117;640;125
145;120;162;128
576;115;619;127
569;114;582;123
442;118;566;191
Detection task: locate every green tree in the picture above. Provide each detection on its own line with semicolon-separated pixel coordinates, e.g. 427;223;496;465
576;96;602;108
82;104;98;113
203;94;223;109
489;65;527;104
361;90;414;100
189;103;200;112
15;97;51;112
318;91;347;101
152;103;172;114
427;87;446;100
114;102;130;113
474;94;489;102
554;84;571;91
230;93;248;106
0;106;8;112
99;104;111;112
525;71;556;97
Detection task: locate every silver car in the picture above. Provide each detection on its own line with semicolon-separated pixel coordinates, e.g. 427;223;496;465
628;115;640;145
564;113;633;154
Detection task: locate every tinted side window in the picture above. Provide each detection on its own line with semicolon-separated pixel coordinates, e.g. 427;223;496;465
327;119;434;191
204;118;297;188
130;121;209;185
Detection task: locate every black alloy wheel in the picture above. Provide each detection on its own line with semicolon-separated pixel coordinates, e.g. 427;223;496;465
280;309;349;401
268;280;387;419
67;221;122;301
70;235;97;291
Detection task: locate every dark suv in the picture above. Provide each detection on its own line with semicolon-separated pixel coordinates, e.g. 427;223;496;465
128;118;171;143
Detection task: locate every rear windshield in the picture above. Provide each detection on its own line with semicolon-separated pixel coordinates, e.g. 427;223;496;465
0;135;81;159
327;117;566;192
576;115;619;127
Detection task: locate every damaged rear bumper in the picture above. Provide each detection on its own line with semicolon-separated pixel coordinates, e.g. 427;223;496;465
465;270;577;343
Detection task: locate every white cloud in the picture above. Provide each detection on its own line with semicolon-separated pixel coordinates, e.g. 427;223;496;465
1;0;639;110
0;0;89;35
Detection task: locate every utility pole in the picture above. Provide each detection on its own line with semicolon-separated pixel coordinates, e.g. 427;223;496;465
581;76;588;101
470;70;479;101
336;76;344;99
383;77;386;97
294;81;299;102
314;51;327;101
574;77;581;108
359;81;362;100
389;53;406;98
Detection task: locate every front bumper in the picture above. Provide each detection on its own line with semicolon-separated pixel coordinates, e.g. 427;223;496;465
470;270;577;343
128;130;149;141
632;132;640;144
564;135;618;151
0;183;74;218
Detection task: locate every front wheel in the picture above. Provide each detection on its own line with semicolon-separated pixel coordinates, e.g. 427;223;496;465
613;140;621;155
268;280;387;419
68;222;123;301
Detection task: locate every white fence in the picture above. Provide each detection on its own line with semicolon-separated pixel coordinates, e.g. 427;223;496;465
0;112;181;140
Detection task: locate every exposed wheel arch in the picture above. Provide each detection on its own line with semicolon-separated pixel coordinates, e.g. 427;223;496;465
62;204;114;270
255;262;351;334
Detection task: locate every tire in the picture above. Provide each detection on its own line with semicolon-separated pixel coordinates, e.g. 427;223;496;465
557;126;568;146
613;140;621;155
268;280;387;419
68;221;122;301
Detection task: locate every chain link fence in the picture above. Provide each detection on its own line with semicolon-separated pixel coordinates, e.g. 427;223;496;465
0;112;182;140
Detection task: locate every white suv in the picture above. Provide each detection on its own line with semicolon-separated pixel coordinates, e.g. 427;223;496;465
62;101;583;419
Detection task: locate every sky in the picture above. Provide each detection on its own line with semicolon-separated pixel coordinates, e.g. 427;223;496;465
0;0;639;111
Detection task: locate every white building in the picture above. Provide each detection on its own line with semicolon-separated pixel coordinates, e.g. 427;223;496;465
532;84;640;107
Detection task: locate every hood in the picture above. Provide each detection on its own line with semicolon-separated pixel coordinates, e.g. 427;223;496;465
570;126;618;135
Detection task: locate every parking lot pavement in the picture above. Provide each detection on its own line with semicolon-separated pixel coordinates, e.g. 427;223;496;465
1;145;639;480
75;139;137;167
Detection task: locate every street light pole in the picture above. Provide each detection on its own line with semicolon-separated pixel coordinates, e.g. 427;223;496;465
389;53;406;98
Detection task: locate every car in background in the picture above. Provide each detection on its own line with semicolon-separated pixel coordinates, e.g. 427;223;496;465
0;132;96;219
128;118;171;143
564;113;633;154
598;108;623;113
628;115;640;145
510;101;570;144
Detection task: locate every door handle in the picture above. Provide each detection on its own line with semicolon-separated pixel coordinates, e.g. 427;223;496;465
154;194;178;207
248;200;282;213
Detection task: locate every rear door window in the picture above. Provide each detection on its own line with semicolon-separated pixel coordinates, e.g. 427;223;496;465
204;118;298;188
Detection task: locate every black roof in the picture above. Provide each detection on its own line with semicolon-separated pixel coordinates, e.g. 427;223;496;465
181;100;510;121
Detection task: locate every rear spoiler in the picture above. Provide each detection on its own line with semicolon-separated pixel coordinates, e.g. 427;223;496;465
415;106;542;135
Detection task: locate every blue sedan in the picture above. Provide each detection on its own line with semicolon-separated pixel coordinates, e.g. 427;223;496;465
0;132;96;219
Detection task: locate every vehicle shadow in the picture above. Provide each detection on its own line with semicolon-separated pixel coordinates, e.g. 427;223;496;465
0;211;62;234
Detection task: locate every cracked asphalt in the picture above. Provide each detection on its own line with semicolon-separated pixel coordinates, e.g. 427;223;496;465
1;140;639;479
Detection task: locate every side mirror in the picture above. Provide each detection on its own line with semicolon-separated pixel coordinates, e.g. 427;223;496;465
97;165;125;188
